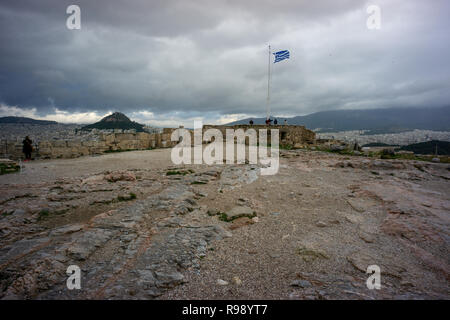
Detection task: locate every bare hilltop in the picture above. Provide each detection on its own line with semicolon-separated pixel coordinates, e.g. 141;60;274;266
0;147;449;299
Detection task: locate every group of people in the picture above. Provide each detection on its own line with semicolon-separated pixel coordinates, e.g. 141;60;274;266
248;118;288;126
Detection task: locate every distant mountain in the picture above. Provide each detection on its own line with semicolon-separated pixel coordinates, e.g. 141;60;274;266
398;140;450;155
0;116;57;125
227;106;450;133
81;112;145;132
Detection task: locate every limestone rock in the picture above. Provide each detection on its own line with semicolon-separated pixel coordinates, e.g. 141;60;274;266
316;221;327;228
226;206;255;219
104;171;136;182
217;279;228;286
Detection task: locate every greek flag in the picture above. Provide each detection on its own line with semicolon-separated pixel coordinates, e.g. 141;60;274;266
273;50;289;63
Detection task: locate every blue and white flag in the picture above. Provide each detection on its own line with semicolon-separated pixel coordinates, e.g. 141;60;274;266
273;50;290;63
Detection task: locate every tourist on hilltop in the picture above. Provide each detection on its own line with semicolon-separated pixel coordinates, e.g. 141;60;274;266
274;118;278;125
22;136;33;161
284;119;287;125
249;119;254;125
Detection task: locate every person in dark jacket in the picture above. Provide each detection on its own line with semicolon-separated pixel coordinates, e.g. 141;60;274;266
22;136;33;160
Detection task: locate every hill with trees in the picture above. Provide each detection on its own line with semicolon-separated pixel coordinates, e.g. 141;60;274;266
81;112;145;132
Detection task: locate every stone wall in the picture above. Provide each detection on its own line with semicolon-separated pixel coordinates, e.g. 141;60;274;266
1;130;180;160
1;125;316;160
202;124;316;147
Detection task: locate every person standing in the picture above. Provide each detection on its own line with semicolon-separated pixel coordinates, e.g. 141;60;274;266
274;118;278;125
22;136;33;161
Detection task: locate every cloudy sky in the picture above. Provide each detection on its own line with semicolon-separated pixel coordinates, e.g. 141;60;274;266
0;0;449;127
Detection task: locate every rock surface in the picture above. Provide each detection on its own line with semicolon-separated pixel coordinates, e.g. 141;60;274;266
0;148;449;299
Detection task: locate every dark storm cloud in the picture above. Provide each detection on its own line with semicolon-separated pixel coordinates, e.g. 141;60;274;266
0;0;449;124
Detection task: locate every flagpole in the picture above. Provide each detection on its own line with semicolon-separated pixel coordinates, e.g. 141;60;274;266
266;45;271;120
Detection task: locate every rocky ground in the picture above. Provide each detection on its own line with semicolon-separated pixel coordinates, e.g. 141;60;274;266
0;148;449;299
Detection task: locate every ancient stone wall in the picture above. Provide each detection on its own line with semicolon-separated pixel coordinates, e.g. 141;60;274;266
1;131;179;160
202;124;316;147
1;125;316;160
